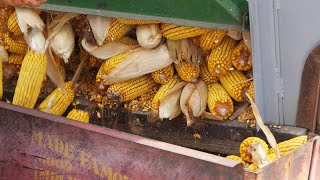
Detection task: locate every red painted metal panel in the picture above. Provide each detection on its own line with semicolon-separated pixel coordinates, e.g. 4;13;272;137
0;102;244;180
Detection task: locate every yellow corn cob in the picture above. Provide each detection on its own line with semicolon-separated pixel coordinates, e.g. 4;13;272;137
0;54;2;100
267;153;277;163
0;5;14;27
151;75;181;110
113;36;139;45
3;33;28;55
96;61;105;83
8;54;24;65
200;29;227;51
106;19;133;41
219;69;250;102
231;40;252;71
239;137;269;163
151;64;175;85
161;23;209;40
226;155;247;165
12;50;47;108
7;11;22;36
238;105;255;124
107;75;157;102
117;18;161;25
174;62;199;82
207;83;234;120
246;81;255;100
38;81;74;116
269;135;308;156
102;51;131;75
246;163;259;171
67;108;90;123
200;62;218;85
207;36;237;76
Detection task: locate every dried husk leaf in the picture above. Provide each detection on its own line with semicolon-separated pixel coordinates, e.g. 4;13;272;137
136;24;162;49
81;38;139;59
50;23;75;63
48;13;79;40
46;48;66;91
87;15;111;46
0;46;8;62
243;32;251;49
229;102;249;120
25;28;46;54
246;93;280;159
180;83;197;126
102;45;172;84
167;39;201;64
15;7;44;34
159;82;187;120
248;142;269;168
227;30;243;40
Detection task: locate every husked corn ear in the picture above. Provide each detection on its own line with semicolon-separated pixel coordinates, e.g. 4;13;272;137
240;137;269;163
207;36;237;76
200;30;227;51
0;5;14;26
3;33;28;55
161;23;209;40
226;155;247;165
174;62;199;82
231;40;252;71
113;36;139;45
67;108;90;123
8;53;24;65
107;75;157;102
0;54;2;100
117;18;161;25
106;19;133;41
200;62;218;85
152;75;181;110
7;11;22;36
219;69;250;102
38;81;74;116
269;135;307;156
246;81;255;100
246;163;259;171
207;83;234;120
96;61;105;83
102;51;131;75
12;50;47;108
151;64;174;85
267;153;277;163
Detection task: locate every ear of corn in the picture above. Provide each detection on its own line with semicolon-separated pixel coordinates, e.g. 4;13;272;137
219;69;250;102
3;33;28;55
207;36;237;76
207;83;234;120
113;36;139;46
151;64;175;85
267;153;277;163
102;51;131;75
0;5;15;31
66;108;90;123
117;18;161;25
231;40;252;71
161;23;209;40
199;29;227;51
200;62;218;85
12;50;47;108
8;53;24;65
246;163;259;171
7;11;22;36
38;81;75;116
151;75;181;110
96;61;105;83
246;81;255;100
174;62;199;82
240;137;269;163
269;135;308;156
226;155;247;165
106;19;133;41
107;75;157;102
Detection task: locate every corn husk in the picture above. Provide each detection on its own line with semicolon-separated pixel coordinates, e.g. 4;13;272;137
81;38;139;60
167;39;201;64
136;24;162;49
15;7;44;35
247;142;269;168
48;13;78;39
25;28;46;54
49;23;75;63
102;45;172;84
227;30;242;40
243;32;251;49
87;15;111;46
159;82;187;120
180;80;208;126
0;46;8;62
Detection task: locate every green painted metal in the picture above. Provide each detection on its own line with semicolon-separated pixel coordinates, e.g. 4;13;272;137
40;0;248;30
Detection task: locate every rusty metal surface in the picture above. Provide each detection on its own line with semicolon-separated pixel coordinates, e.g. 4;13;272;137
309;135;320;180
0;102;245;180
296;43;320;134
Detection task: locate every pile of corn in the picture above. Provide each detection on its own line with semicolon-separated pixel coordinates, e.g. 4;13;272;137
226;135;308;171
0;6;255;125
